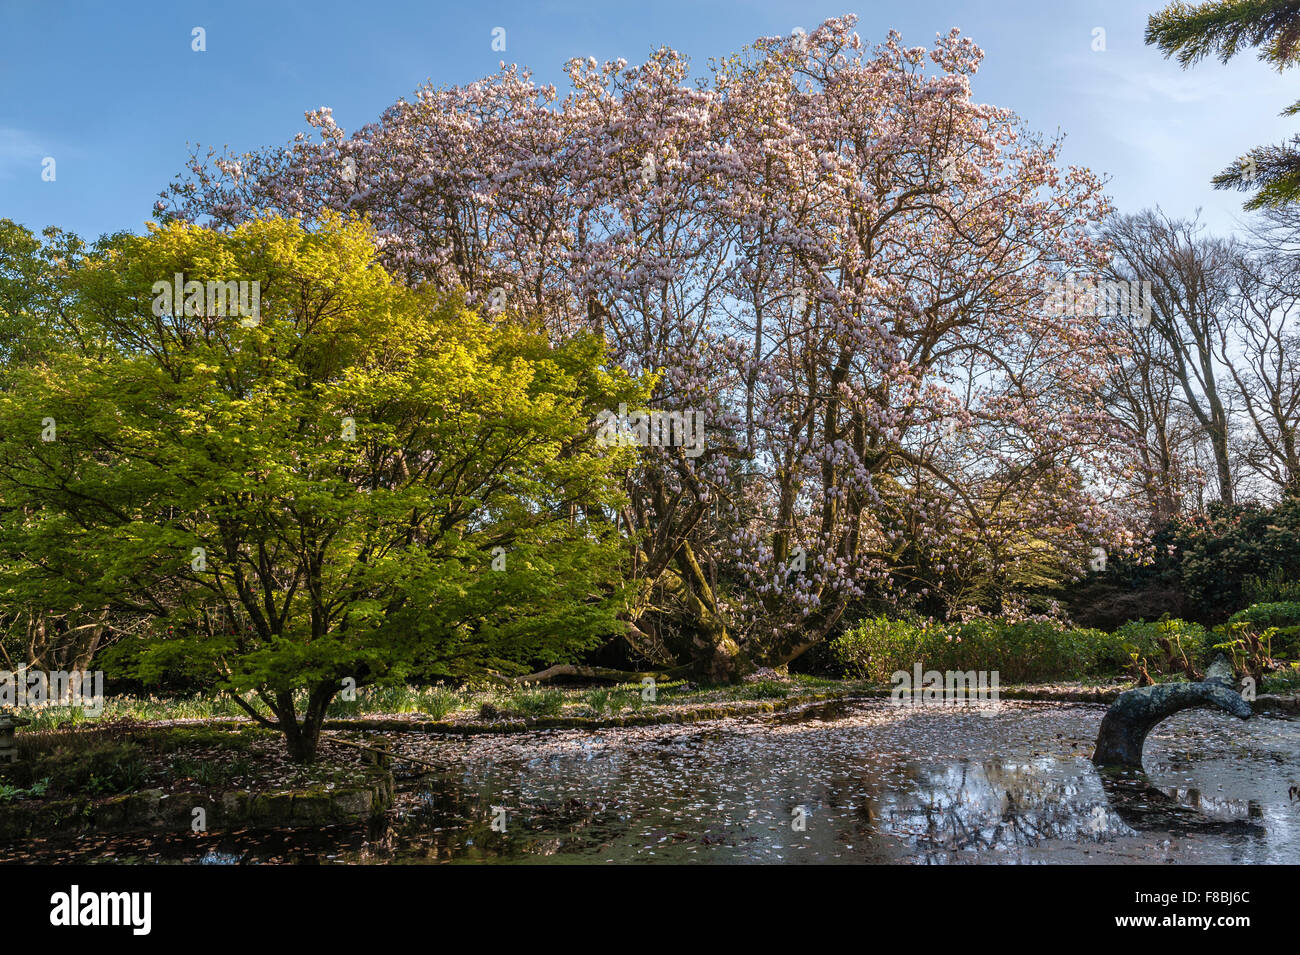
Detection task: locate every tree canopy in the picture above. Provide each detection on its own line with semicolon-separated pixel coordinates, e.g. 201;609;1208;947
0;215;644;760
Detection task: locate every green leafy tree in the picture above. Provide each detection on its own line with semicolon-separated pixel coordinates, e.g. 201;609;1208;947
0;219;95;375
1165;497;1300;620
0;219;116;671
0;215;644;760
1147;0;1300;207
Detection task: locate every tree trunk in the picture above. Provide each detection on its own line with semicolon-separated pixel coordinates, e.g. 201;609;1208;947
675;541;750;682
1209;408;1234;505
281;715;321;763
272;682;337;763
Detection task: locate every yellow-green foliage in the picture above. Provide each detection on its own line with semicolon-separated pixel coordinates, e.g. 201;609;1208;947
0;215;649;759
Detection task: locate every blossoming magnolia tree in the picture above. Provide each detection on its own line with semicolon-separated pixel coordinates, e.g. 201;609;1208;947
160;16;1140;680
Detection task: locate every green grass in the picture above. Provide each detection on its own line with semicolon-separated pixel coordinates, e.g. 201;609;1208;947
4;661;1180;738
510;689;566;717
7;677;832;732
10;684;472;732
169;754;256;788
325;684;465;719
738;679;788;700
12;694;246;731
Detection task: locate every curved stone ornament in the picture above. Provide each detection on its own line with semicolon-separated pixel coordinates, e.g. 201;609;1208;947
1093;656;1251;768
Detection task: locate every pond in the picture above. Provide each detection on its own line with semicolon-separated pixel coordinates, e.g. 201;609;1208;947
4;699;1298;864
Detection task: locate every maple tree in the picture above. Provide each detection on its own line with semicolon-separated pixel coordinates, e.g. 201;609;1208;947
0;215;640;760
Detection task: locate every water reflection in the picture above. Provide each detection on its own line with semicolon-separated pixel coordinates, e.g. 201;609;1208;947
1099;772;1266;838
876;758;1122;861
1;700;1296;864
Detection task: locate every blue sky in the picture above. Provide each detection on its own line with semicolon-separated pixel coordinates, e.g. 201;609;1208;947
1;0;1294;240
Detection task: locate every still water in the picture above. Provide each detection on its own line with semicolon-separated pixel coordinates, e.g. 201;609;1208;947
5;699;1298;864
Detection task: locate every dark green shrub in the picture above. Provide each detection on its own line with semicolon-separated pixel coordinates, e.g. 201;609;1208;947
833;615;1122;683
832;615;930;682
1165;499;1300;624
929;620;1120;683
1273;626;1300;658
7;739;150;796
1228;601;1300;630
1242;569;1300;605
1112;617;1210;676
1263;664;1300;693
1228;602;1300;657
